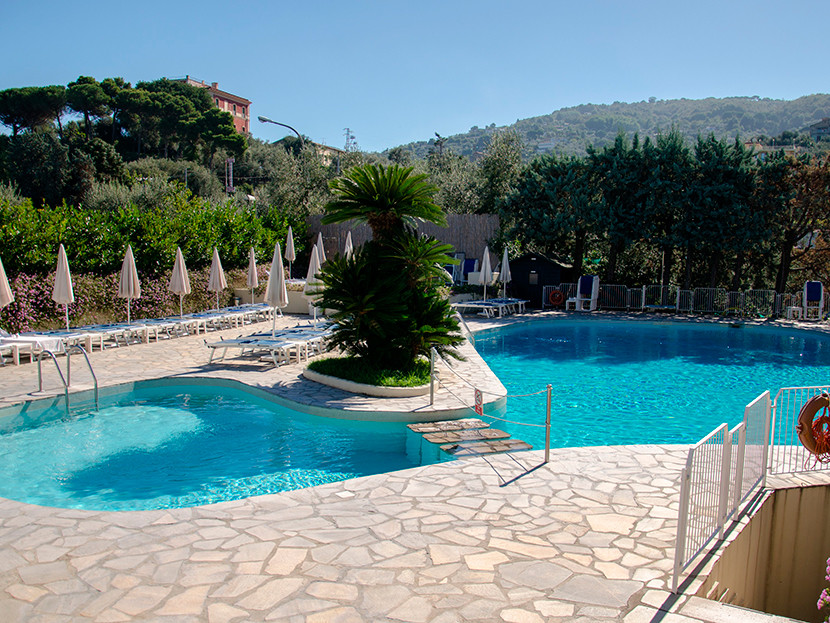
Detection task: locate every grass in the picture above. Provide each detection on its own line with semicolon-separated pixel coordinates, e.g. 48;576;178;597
307;356;431;387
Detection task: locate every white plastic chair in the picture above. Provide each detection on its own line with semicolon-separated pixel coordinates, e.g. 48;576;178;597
566;275;600;311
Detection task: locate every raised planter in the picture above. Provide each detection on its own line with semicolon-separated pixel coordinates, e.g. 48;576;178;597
302;368;430;397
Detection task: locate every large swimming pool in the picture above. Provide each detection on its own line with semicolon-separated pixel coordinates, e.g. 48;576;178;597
0;381;435;511
475;318;830;449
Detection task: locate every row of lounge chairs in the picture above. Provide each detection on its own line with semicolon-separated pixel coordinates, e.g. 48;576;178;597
452;297;528;318
0;304;275;366
205;323;335;367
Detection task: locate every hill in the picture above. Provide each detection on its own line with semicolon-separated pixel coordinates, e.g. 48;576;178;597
393;94;830;159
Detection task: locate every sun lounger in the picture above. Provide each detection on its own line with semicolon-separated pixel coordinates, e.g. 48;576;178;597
206;336;305;366
18;329;94;352
452;298;527;318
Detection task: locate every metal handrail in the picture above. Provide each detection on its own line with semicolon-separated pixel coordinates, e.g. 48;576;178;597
67;345;98;410
454;312;475;346
37;350;69;414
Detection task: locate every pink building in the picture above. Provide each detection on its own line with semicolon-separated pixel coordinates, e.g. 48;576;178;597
178;76;251;135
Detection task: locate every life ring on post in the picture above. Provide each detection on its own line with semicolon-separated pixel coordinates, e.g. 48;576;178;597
795;393;830;463
549;290;565;307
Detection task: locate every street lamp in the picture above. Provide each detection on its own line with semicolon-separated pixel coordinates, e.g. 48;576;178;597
258;115;305;150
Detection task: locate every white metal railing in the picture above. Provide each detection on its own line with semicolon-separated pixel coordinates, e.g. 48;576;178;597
672;390;771;592
643;285;679;310
628;287;643;310
673;423;730;592
678;289;693;313
769;385;830;475
725;291;743;315
692;288;727;314
598;284;629;310
744;289;776;318
541;285;562;309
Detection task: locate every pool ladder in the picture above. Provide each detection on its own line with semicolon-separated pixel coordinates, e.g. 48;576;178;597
37;345;99;414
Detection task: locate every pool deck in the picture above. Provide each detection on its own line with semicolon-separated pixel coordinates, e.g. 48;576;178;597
0;311;824;622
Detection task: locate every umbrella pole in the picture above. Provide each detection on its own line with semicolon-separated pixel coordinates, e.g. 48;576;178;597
215;291;219;310
289;261;292;280
272;307;276;338
64;306;69;330
483;284;487;302
179;295;183;318
251;288;254;305
127;300;131;324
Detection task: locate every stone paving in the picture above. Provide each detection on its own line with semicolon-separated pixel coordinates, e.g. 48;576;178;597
0;311;817;621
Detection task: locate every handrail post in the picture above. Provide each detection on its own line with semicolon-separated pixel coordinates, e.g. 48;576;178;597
545;384;552;463
429;348;436;406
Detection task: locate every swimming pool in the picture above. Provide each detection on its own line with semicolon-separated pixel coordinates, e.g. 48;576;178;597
0;380;437;511
476;317;830;449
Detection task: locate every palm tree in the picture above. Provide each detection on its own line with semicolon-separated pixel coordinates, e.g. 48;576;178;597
323;163;446;242
318;163;463;371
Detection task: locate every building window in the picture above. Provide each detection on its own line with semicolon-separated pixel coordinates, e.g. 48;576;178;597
214;98;219;106
233;104;237;114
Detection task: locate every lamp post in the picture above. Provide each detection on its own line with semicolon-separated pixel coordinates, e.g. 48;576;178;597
258;115;304;150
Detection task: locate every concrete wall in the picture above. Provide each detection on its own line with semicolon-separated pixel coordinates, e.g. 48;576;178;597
697;485;830;622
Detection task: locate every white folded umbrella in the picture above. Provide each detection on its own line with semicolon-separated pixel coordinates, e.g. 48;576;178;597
344;231;354;259
478;245;493;302
263;242;289;335
52;244;74;330
500;247;512;297
247;247;259;304
168;247;191;318
118;245;141;323
207;247;228;309
0;255;13;310
285;226;296;279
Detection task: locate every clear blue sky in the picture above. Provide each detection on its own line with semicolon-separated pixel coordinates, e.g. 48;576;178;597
2;0;828;152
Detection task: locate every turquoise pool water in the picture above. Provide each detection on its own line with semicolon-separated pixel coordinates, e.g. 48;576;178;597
0;383;433;511
476;318;830;449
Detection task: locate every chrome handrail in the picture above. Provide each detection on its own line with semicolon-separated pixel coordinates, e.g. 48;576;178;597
67;345;98;410
454;312;475;346
37;350;69;414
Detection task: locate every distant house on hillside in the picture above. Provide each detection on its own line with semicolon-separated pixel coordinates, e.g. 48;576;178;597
174;76;251;135
743;141;801;158
808;118;830;141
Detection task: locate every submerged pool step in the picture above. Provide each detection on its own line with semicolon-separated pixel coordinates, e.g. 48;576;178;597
441;439;533;456
407;418;489;434
407;418;532;458
423;428;510;444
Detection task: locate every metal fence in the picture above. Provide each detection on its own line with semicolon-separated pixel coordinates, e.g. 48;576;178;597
540;282;806;319
769;385;830;475
671;387;814;593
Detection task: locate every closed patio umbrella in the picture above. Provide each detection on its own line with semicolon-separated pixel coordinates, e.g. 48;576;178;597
285;226;296;279
207;247;227;309
246;247;258;304
118;245;141;323
500;247;512;298
344;231;354;259
263;242;289;336
169;247;191;318
0;256;13;311
478;245;493;302
304;244;323;325
316;232;327;264
52;244;74;330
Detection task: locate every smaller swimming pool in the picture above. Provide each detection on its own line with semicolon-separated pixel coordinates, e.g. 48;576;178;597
0;380;439;511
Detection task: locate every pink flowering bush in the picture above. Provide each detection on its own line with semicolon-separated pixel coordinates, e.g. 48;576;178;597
0;266;275;333
819;557;830;621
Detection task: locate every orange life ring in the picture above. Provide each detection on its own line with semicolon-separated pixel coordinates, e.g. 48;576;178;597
796;393;830;462
549;290;564;306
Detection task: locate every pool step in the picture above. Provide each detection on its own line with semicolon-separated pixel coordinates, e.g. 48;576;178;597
407;418;532;457
441;439;533;456
423;428;510;444
407;418;489;434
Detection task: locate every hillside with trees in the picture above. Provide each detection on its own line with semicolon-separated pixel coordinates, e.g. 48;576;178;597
393;94;830;159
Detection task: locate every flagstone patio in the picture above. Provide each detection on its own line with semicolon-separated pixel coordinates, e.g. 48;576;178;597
0;312;813;621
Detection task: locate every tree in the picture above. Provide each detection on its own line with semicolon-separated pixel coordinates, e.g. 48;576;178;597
319;163;463;370
67;76;111;139
477;129;523;214
324;163;446;242
6;132;70;207
587;133;650;282
0;86;66;136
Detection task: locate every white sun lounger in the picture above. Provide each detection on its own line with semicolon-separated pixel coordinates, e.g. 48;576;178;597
206;337;305;366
